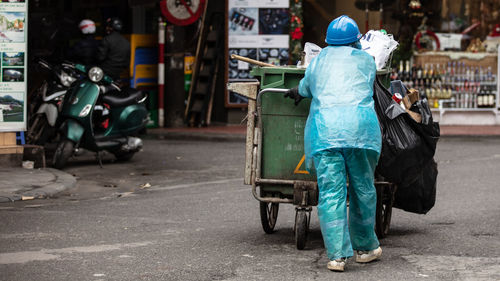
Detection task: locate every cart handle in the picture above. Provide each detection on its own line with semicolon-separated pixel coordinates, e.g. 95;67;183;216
257;88;290;105
258;88;289;95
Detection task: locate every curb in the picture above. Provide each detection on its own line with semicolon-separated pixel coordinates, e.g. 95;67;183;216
440;134;500;138
0;168;76;203
144;131;246;142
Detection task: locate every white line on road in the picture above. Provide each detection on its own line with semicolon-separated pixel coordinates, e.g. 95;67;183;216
151;178;244;192
0;241;153;264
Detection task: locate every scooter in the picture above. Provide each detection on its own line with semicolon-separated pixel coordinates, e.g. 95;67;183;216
52;64;148;169
26;59;79;145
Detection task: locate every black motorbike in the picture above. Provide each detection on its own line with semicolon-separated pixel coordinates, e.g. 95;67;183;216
26;59;79;145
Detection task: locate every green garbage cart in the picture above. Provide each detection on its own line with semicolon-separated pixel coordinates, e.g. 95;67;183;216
227;66;396;250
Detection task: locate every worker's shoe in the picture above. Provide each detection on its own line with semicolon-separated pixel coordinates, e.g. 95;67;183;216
327;258;346;272
355;246;382;263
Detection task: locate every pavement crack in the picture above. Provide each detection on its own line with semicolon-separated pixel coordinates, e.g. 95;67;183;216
308;249;324;280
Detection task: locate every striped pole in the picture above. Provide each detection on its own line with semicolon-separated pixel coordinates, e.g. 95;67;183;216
158;18;166;127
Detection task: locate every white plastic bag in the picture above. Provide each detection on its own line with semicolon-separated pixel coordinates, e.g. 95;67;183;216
360;30;399;70
298;42;322;68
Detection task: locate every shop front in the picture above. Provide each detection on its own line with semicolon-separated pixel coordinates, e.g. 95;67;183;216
389;0;500;125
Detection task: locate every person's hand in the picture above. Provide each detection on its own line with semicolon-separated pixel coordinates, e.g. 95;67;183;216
284;86;303;106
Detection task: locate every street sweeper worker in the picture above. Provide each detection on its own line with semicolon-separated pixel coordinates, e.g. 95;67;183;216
284;15;382;272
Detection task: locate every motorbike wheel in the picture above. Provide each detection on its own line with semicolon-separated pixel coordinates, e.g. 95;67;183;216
52;139;74;169
114;151;135;162
27;114;52;145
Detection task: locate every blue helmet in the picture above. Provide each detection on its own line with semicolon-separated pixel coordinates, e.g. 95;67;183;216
325;15;362;45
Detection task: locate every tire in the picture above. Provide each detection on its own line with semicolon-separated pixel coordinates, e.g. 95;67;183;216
113;151;136;162
375;184;394;238
259;202;279;234
52;139;74;169
295;209;308;250
27;114;52;145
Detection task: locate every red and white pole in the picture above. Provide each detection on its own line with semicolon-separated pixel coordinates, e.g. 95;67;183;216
158;18;166;128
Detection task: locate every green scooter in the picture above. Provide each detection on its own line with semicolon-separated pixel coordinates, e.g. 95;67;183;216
52;64;148;169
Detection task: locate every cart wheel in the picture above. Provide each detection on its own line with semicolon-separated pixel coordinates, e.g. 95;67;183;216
294;209;309;250
375;184;394;238
260;202;279;234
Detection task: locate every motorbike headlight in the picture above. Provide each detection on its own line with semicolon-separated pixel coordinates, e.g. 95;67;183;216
88;67;104;83
60;71;76;87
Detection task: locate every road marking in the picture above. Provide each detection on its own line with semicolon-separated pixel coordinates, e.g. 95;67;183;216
151;178;243;191
403;255;500;280
0;241;153;264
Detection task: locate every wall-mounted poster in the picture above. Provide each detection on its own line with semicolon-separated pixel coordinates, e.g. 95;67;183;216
0;1;27;131
226;0;289;107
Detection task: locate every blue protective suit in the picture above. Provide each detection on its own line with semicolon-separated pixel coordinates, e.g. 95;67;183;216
298;45;382;260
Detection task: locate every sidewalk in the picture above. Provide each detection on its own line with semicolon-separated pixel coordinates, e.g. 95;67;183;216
147;125;247;142
0;168;76;203
147;124;500;140
439;125;500;136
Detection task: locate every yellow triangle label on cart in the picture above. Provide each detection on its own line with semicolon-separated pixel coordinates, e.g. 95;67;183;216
294;154;309;174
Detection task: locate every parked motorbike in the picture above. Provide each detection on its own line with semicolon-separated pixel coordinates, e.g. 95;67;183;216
52;64;148;169
26;59;79;145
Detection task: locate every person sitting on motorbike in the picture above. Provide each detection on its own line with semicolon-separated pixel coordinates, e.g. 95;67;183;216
284;15;382;272
67;19;99;66
97;17;131;80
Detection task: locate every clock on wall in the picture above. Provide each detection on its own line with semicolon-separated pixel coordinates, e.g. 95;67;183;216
160;0;206;26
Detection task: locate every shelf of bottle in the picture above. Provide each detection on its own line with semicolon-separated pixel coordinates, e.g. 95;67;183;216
441;81;497;86
431;108;497;112
401;81;497;87
430;99;497;111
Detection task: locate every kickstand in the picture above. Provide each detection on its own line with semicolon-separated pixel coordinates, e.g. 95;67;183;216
96;152;103;168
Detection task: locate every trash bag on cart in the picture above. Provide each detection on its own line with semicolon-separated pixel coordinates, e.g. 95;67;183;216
393;159;438;214
373;77;440;184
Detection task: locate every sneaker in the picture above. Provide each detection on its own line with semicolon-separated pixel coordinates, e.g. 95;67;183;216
355;247;382;263
327;258;346;272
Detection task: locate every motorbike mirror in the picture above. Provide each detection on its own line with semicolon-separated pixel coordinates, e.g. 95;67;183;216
38;59;52;70
110;83;121;91
61;62;75;69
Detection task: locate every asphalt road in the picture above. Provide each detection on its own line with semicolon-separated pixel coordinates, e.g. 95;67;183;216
0;137;499;281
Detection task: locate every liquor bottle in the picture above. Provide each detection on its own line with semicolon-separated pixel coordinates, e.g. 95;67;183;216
241;17;249;29
417;64;423;81
247;19;254;30
390;67;398;81
405;60;411;85
478;86;484;108
399;61;404;81
412;63;417;82
452;61;457;82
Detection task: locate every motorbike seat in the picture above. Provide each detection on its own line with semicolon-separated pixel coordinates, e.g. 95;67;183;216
101;88;145;107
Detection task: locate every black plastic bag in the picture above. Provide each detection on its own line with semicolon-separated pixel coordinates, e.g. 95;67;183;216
373;77;440;184
393;159;438;214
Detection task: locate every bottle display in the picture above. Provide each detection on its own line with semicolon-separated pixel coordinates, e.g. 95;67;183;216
391;60;497;109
